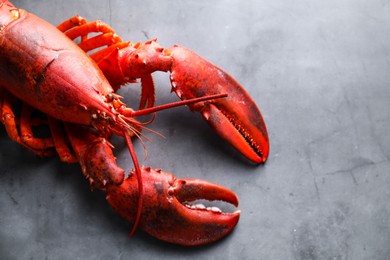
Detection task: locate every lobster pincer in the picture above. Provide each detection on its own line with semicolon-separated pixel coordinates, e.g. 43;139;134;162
97;40;270;163
106;167;240;246
167;45;269;163
65;123;240;246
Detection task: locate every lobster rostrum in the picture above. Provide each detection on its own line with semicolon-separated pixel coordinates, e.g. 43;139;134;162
0;1;269;245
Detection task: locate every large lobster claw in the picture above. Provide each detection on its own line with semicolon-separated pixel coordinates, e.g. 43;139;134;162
106;167;240;246
115;41;269;163
65;123;239;245
167;46;269;163
58;19;269;163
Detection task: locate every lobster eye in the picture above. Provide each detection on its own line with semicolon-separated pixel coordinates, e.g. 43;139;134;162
106;93;114;102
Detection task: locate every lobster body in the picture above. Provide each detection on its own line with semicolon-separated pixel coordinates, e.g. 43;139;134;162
1;0;270;246
0;5;114;126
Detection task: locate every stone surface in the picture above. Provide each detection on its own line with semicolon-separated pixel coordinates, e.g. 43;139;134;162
1;0;390;259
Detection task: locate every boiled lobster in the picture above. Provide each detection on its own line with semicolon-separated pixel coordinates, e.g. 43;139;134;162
0;1;269;246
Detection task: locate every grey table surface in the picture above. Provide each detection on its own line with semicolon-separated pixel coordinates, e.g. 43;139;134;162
1;0;390;259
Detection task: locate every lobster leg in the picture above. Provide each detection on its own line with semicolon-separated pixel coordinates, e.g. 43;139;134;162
61;19;119;42
0;88;78;162
64;123;240;246
57;17;156;108
56;15;87;35
0;91;54;157
47;117;78;163
19;104;54;150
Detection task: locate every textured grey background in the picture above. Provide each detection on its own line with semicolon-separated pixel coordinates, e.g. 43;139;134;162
1;0;390;259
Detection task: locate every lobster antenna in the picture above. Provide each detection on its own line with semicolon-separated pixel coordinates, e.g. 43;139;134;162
125;93;228;117
122;129;143;237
